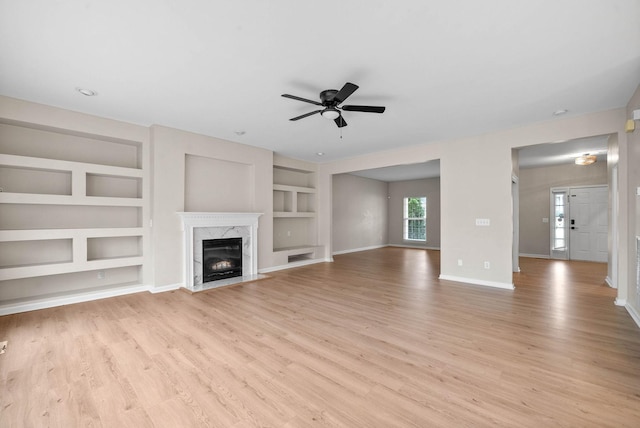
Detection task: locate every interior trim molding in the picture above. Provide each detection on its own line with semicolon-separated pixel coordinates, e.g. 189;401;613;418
439;274;515;290
259;257;327;273
625;303;640;329
520;253;550;259
388;244;441;251
0;284;150;316
332;245;388;255
149;283;182;294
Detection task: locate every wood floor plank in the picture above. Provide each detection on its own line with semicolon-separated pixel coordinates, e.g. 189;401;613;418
1;248;639;427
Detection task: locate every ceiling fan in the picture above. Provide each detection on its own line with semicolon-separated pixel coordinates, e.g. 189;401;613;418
281;82;385;128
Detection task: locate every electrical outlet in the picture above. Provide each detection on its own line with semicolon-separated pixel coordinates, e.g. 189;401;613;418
484;261;490;269
97;271;105;279
458;259;463;266
475;218;490;226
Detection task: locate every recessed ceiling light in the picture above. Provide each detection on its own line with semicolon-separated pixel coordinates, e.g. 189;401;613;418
316;152;324;156
76;87;97;96
553;109;568;116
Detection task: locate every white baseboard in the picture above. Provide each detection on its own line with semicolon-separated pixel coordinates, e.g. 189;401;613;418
625;303;640;329
439;274;515;290
149;283;182;294
519;253;550;259
332;244;388;255
388;244;440;250
259;257;329;273
605;276;617;288
0;284;150;316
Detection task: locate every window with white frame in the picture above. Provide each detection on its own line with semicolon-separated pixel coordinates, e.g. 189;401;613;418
403;197;427;241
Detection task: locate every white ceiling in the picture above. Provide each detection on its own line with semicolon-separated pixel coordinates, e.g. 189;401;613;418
1;1;639;165
516;135;610;169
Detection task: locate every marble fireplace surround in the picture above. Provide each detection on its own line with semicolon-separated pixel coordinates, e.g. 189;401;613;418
177;212;262;292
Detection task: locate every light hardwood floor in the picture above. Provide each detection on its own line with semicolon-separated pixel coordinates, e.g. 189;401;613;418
1;248;639;427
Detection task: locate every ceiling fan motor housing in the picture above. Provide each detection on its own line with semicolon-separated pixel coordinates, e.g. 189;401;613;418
320;89;339;106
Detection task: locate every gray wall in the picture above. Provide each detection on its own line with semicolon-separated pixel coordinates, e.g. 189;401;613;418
388;178;441;248
331;174;442;254
332;174;388;253
519;162;608;257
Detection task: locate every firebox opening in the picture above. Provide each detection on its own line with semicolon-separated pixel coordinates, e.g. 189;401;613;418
202;238;242;283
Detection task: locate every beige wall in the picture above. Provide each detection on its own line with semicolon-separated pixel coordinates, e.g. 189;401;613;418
331;173;388;253
318;108;626;290
519;162;608;257
150;125;273;288
184;154;253;212
388;178;441;248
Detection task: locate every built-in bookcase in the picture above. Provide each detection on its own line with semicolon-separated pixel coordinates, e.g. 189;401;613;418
0;121;148;312
272;155;323;265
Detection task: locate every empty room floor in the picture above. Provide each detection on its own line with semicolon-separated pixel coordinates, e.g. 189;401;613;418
1;248;639;427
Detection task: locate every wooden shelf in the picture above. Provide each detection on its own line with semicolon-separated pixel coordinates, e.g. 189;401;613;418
273;184;316;194
273;245;323;256
0;256;144;281
273;211;316;218
0;193;143;206
0;154;142;177
0;228;143;242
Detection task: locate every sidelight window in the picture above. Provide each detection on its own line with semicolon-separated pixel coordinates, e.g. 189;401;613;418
553;193;566;251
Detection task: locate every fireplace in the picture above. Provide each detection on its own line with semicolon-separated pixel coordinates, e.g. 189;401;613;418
177;212;262;292
202;238;243;282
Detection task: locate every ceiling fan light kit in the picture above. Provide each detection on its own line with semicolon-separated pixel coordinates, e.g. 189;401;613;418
282;82;385;128
321;107;340;120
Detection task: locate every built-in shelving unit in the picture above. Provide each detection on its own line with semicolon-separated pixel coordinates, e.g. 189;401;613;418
0;119;148;312
272;155;323;265
273;183;316;217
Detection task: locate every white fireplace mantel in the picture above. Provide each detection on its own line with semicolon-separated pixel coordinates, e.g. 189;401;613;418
177;212;262;291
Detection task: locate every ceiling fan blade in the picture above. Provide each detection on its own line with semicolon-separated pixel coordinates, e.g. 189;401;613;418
341;105;386;113
290;110;322;121
334;115;348;128
282;93;323;106
333;82;359;104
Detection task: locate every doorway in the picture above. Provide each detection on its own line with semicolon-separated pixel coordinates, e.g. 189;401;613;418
550;185;608;262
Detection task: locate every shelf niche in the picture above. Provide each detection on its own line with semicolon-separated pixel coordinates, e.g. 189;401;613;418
0;118;147;313
272;155;323;266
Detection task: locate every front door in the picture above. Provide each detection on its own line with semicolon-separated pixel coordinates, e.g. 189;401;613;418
569;186;608;262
